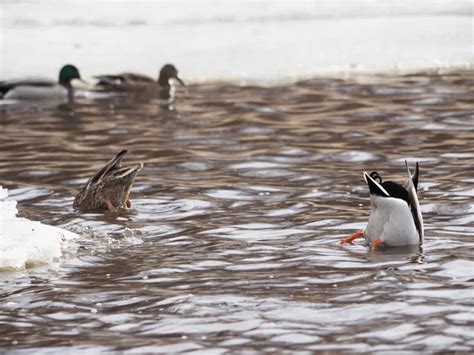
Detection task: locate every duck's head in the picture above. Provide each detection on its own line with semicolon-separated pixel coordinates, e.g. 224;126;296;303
158;64;185;87
59;64;82;86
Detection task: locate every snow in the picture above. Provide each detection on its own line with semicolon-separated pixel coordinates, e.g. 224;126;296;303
0;186;78;270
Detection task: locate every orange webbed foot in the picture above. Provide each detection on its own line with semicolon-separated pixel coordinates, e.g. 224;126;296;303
104;199;118;212
340;231;364;244
372;237;383;249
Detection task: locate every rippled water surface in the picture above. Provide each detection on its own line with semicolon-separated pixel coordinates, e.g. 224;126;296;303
1;72;474;352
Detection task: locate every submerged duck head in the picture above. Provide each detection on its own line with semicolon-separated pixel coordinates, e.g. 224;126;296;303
59;64;82;86
158;64;185;87
73;150;143;212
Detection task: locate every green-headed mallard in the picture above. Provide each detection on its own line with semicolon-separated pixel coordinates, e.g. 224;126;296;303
95;63;185;99
0;64;83;102
73;150;143;212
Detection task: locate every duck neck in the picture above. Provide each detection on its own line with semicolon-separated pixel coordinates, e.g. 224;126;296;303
60;83;74;103
60;80;72;88
158;74;170;88
67;86;74;103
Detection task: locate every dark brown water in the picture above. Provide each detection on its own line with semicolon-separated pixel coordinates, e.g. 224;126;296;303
1;71;473;353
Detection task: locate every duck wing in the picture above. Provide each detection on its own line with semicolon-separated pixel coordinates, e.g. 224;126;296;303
108;162;144;182
86;150;128;189
403;161;424;243
0;79;56;97
121;73;155;83
94;73;154;89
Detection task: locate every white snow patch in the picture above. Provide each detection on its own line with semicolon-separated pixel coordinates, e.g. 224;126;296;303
0;186;78;269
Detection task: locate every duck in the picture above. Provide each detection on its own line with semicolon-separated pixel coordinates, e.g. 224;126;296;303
340;161;424;248
73;150;143;212
94;63;185;100
0;64;83;103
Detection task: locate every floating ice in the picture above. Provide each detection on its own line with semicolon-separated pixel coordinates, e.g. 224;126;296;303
0;186;78;269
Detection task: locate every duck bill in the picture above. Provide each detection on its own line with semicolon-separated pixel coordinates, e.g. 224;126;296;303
71;78;90;89
175;76;185;87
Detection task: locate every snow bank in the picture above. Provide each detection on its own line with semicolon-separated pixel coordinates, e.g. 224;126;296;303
0;186;78;269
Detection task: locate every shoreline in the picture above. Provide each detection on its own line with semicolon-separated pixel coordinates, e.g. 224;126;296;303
4;64;473;88
2;3;471;85
181;66;474;87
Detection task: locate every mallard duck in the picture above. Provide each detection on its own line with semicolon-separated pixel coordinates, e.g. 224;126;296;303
73;150;143;212
0;64;83;102
94;63;185;99
340;161;424;248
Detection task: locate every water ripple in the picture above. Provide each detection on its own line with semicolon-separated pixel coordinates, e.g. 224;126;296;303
0;71;473;352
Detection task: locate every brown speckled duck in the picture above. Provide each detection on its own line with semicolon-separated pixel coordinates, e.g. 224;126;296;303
94;64;185;100
73;150;143;212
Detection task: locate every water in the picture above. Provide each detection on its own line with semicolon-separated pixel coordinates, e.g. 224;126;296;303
0;71;473;352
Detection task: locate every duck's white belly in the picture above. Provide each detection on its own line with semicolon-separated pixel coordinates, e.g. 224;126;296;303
365;195;419;246
4;85;67;101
